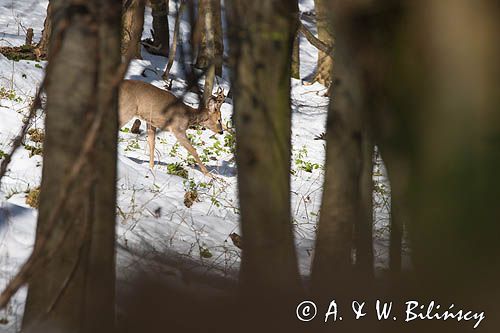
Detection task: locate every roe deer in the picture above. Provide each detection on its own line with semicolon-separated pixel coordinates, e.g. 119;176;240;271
119;80;225;176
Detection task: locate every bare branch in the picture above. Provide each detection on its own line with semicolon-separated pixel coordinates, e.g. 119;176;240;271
298;20;334;58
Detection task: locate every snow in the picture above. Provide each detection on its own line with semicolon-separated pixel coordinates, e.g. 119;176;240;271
0;0;391;331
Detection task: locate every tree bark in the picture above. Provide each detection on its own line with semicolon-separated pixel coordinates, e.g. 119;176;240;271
291;1;300;80
312;0;334;87
162;0;185;80
122;0;145;59
212;0;223;76
37;1;52;57
356;132;374;278
202;63;215;106
196;0;223;76
384;153;407;274
22;0;121;332
149;0;169;56
333;3;500;327
310;54;365;293
226;0;301;296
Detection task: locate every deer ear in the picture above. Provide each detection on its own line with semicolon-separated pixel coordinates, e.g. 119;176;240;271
216;87;225;104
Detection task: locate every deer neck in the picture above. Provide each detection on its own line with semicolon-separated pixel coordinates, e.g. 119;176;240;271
187;106;209;127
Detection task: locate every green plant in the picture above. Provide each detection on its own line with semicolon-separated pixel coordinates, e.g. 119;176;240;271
298;160;320;173
166;162;189;179
223;131;236;153
24;144;43;157
293;145;321;173
124;139;140;151
210;196;221;208
169;142;180;157
0;86;22;103
187;133;203;147
199;246;213;259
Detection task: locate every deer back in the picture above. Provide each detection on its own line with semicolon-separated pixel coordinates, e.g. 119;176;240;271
119;80;192;130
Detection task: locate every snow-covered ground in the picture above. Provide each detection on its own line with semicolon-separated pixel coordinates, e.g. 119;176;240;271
0;0;391;331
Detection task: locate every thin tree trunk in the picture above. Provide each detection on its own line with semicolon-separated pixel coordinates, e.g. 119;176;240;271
291;1;300;80
291;33;300;79
212;0;223;76
356;133;374;278
195;0;212;69
198;0;216;105
226;0;301;296
22;0;121;331
122;0;145;59
149;0;169;56
196;0;223;76
203;63;215;105
37;2;52;57
312;0;334;87
162;0;185;80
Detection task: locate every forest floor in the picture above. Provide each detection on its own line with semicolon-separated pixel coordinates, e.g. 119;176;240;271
0;1;393;331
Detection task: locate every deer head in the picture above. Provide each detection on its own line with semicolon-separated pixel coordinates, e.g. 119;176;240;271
202;87;225;135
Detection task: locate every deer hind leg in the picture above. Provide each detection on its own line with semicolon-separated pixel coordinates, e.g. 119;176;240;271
146;123;156;169
173;131;210;175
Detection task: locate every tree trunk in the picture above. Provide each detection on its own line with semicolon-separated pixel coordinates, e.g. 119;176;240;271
22;0;121;332
212;0;223;76
310;53;365;293
202;63;215;106
384;153;407;274
313;0;334;87
355;133;374;278
196;0;223;76
403;0;500;297
37;1;52;57
162;0;185;80
291;1;300;80
122;0;145;59
333;3;500;329
226;0;301;297
149;0;169;56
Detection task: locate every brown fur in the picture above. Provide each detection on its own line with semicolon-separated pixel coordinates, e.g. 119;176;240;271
119;80;224;175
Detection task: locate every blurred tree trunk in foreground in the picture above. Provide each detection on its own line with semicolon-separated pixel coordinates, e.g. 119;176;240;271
122;0;145;58
22;0;121;332
149;0;169;56
310;5;373;292
332;0;500;330
226;0;301;298
356;135;374;278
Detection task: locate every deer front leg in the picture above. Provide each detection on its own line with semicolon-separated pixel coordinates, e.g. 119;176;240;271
173;130;211;176
146;123;156;169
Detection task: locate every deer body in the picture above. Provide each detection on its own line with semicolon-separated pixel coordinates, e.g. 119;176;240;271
119;80;224;175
